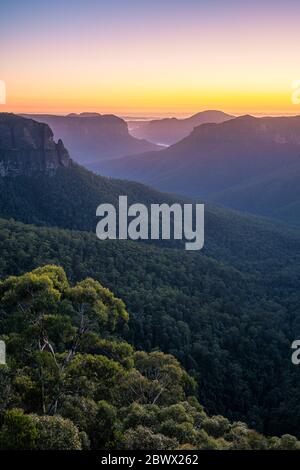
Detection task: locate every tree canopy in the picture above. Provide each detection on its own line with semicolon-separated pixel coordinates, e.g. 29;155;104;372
1;265;299;450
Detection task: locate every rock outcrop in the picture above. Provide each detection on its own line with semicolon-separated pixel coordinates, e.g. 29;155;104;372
22;113;160;167
0;113;72;177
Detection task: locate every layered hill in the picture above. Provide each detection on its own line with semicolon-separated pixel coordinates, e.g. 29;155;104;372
128;110;233;145
1;113;300;436
22;112;159;166
212;160;300;227
100;115;300;225
0;114;296;268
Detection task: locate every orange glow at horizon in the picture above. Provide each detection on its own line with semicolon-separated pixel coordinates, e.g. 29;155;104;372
3;85;298;118
1;2;300;117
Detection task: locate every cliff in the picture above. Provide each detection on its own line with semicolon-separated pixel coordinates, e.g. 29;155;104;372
0;113;72;177
22;113;160;167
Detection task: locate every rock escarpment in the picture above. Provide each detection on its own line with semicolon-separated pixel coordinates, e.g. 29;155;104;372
22;113;159;166
0;113;72;177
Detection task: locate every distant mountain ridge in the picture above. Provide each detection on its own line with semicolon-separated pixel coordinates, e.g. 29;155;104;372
100;114;300;225
100;115;300;226
0;113;294;260
3;112;300;230
2;113;300;436
22;112;160;167
128;110;234;145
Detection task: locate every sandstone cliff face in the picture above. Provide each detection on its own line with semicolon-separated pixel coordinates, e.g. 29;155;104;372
22;113;159;165
0;114;72;177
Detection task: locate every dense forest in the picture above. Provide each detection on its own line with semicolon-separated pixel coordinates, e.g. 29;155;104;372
1;122;300;447
1;0;300;451
1;265;299;450
0;217;300;438
1;165;300;271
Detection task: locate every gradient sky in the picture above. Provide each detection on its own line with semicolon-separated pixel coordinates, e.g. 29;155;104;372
1;0;300;116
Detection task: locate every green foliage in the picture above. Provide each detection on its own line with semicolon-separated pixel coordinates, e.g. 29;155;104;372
0;366;11;412
0;217;300;436
0;409;38;450
269;434;300;450
122;425;178;450
202;415;231;439
33;415;83;450
59;395;98;435
0;265;128;415
91;401;119;449
0;409;85;450
1;135;300;448
2;265;296;450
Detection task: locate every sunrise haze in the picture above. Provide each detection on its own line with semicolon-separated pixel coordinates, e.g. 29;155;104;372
1;0;300;115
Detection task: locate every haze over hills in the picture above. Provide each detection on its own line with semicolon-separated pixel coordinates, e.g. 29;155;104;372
101;114;300;225
128;110;234;145
2;113;300;288
2;113;300;437
22;112;160;167
3;112;300;283
212;159;300;227
5;0;300;451
7;111;300;228
3;113;300;437
0;113;289;260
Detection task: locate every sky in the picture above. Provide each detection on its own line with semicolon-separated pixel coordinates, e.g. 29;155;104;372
1;0;300;116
